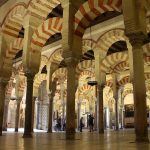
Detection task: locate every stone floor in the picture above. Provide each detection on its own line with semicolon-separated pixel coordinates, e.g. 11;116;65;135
0;129;150;150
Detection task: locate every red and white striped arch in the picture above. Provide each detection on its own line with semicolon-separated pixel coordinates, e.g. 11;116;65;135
39;55;49;71
113;61;129;73
144;56;150;66
96;29;126;53
145;73;150;80
118;76;130;86
74;0;122;37
5;77;14;97
143;43;150;55
79;70;94;78
2;4;26;37
82;39;97;54
34;73;47;88
101;52;128;73
76;60;95;77
31;17;62;50
28;0;61;19
15;63;24;76
52;68;67;81
122;89;133;99
18;77;26;97
106;80;113;87
79;84;92;95
6;38;24;60
49;48;63;65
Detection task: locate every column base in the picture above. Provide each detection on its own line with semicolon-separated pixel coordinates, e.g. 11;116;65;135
66;131;75;140
15;128;18;132
2;128;7;131
136;136;149;143
98;129;104;134
47;128;52;133
0;127;2;136
22;132;32;138
115;128;119;131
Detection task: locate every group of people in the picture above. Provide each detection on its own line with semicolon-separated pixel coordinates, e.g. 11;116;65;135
54;117;66;131
80;114;94;132
54;114;94;132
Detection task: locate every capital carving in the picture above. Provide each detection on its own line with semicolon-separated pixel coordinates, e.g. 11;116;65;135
0;79;8;88
25;71;35;81
127;32;147;48
64;56;79;67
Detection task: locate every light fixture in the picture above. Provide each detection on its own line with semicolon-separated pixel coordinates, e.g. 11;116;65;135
87;26;97;86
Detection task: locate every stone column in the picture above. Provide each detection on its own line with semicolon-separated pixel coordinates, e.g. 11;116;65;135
122;0;149;142
35;99;39;129
104;107;107;129
15;98;21;132
62;0;83;140
47;79;57;133
47;95;54;133
112;73;119;131
0;80;7;135
109;108;113;129
94;99;97;130
94;50;106;133
23;72;35;138
65;61;77;139
3;99;9;131
97;84;105;133
31;97;36;132
60;82;65;121
77;101;81;130
120;105;124;129
128;35;148;142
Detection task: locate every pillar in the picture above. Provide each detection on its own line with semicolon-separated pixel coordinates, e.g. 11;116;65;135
109;108;113;129
47;79;57;133
94;99;97;130
60;82;65;121
129;35;148;142
23;72;35;138
122;0;149;142
112;73;119;131
94;50;106;133
65;61;77;139
35;99;39;129
15;98;21;132
0;80;7;135
31;97;36;132
77;101;81;130
47;95;54;133
3;99;9;131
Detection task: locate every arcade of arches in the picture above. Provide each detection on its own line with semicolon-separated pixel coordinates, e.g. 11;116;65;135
0;0;150;149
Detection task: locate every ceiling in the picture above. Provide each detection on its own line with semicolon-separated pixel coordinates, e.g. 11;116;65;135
0;0;8;7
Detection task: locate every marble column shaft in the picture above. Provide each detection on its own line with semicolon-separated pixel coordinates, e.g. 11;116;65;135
31;97;36;132
3;100;9;131
47;97;53;133
65;63;77;139
112;74;119;131
0;80;7;135
15;99;21;132
129;35;148;142
23;72;34;138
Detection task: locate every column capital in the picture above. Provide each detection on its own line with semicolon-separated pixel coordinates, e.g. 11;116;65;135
25;71;35;80
127;32;146;47
23;14;41;29
0;79;8;87
16;97;22;104
64;57;79;67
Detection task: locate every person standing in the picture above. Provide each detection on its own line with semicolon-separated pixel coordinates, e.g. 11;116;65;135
89;114;94;132
80;117;84;132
